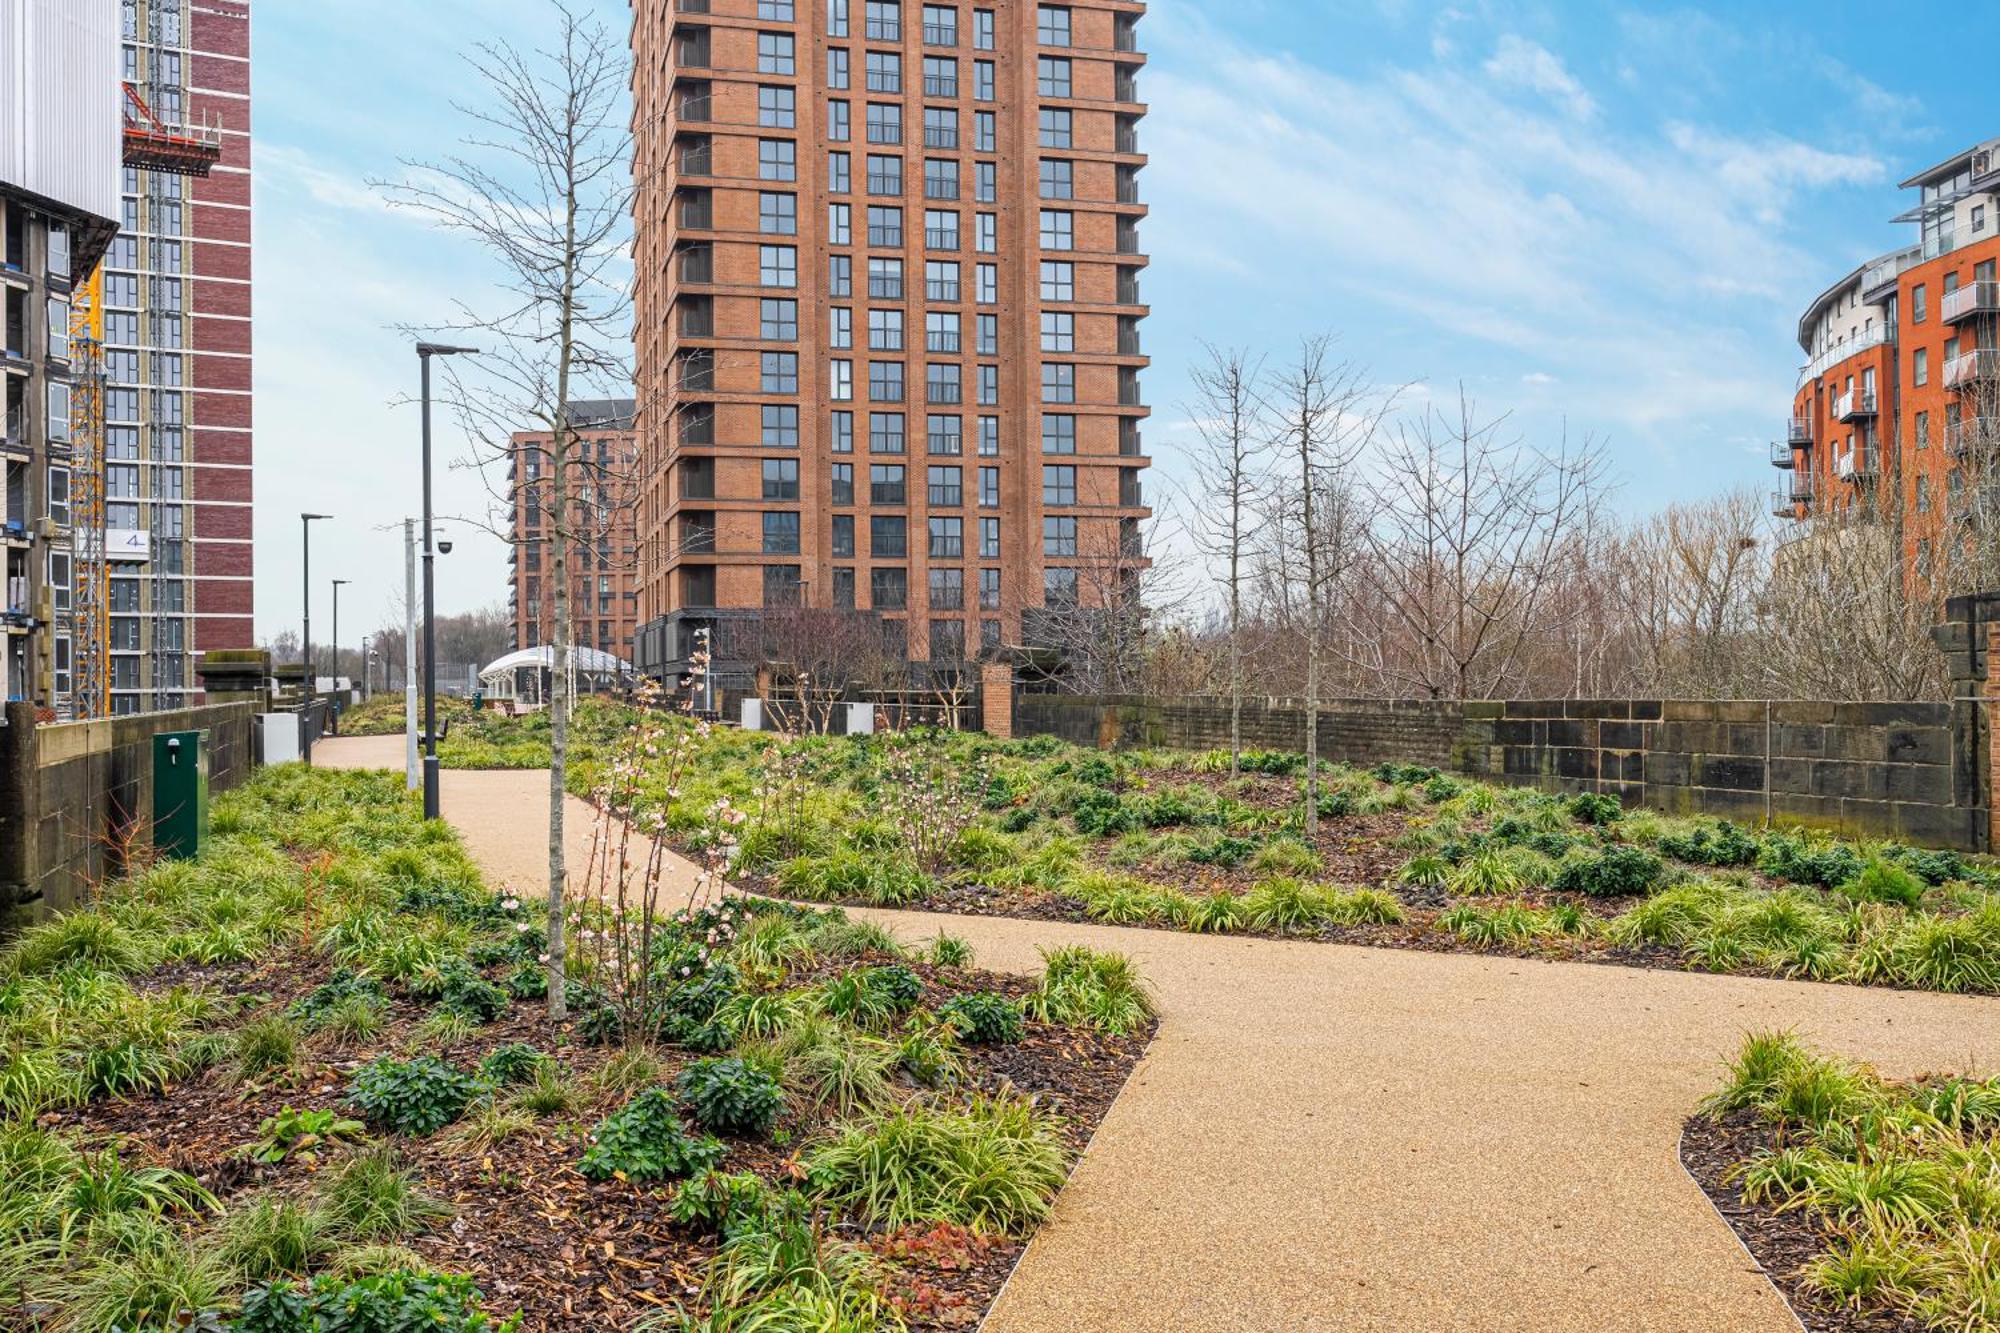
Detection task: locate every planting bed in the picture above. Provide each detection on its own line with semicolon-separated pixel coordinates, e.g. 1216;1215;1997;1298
0;766;1154;1332
544;702;2000;1000
1684;1034;2000;1333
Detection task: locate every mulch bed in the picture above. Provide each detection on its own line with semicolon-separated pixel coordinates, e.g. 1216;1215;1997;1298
1679;1111;1921;1333
42;943;1153;1332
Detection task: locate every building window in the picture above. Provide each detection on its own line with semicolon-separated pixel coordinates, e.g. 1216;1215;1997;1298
1038;5;1072;45
1037;56;1071;97
1917;475;1932;514
924;107;959;149
1042;311;1076;352
1040;260;1074;301
1976;204;1989;235
974;111;997;154
865;0;901;40
832;514;856;557
829;0;850;36
1915;410;1929;449
828;99;851;141
928;413;963;453
764;565;803;607
867;49;902;93
979;416;999;456
757;31;796;74
926;260;961;302
763;457;802;501
930;518;965;564
868;257;903;299
831;305;854;349
870;411;906;453
762;297;799;340
763;350;800;393
923;4;957;45
871;567;908;610
832;410;855;453
1043;464;1076;506
870;360;906;402
869;307;905;351
979;464;1000;506
763;404;801;447
870;514;908;557
868;205;904;246
975;59;995;101
831;462;855;504
829;150;852;192
977;364;998;404
1914;347;1929;387
1042;414;1076;453
1912;284;1927;323
1042;363;1076;403
923;55;957;97
925;160;959;201
47;465;71;527
867;153;902;195
976;212;997;254
760;0;795;18
760;245;799;287
1044;515;1078;557
760;191;798;235
867;102;903;145
759;139;797;181
1039;108;1073;149
980;517;1000;558
925;208;960;248
763;512;802;554
928;465;964;508
829;201;852;244
48;383;72;442
832;359;854;400
928;364;962;404
871;462;908;504
974;8;995;49
1044;568;1078;605
830;254;854;296
759;85;797;127
1039;158;1074;200
827;48;850;90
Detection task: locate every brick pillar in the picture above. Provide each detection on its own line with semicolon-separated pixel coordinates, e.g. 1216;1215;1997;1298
980;662;1014;740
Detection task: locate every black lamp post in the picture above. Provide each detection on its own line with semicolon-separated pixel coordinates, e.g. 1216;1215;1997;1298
416;341;478;819
301;513;330;714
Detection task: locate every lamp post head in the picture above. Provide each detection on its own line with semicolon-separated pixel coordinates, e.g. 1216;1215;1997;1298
302;512;331;523
416;342;480;358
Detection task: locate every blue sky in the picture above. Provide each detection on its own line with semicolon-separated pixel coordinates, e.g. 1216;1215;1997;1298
248;0;1995;641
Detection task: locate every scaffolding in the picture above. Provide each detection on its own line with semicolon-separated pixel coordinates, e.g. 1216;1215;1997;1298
67;270;109;720
120;82;223;177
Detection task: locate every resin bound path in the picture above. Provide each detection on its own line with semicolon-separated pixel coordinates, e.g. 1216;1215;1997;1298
314;736;2000;1331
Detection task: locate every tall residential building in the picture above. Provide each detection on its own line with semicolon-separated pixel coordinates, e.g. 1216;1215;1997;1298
105;0;253;713
508;399;642;660
631;0;1151;690
1778;138;2000;567
2;0;122;711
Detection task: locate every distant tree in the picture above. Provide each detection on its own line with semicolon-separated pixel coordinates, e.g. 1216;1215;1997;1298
1185;345;1270;775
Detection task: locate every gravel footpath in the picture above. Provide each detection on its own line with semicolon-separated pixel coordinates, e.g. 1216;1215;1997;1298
310;739;2000;1331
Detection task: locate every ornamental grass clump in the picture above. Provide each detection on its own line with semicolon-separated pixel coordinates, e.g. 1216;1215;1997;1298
1023;946;1155;1035
804;1096;1068;1236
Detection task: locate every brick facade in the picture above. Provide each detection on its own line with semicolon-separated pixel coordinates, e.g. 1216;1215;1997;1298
509;402;641;661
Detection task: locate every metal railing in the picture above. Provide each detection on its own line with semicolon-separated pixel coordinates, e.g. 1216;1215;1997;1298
1787;417;1812;445
1945;349;2000;389
1799;325;1890;385
1769;441;1796;468
1834;387;1877;420
1942;282;2000;323
1948;417;2000;456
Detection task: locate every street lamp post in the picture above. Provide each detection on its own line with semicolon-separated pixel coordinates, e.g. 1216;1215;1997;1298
331;578;350;732
301;513;330;717
417;342;478;819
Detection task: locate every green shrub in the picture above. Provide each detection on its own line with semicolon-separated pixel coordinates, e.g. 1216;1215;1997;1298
670;1169;775;1236
865;964;924;1012
678;1057;786;1138
805;1096;1068;1236
1842;858;1927;908
776;851;930;907
1249;837;1320;876
245;1106;369;1164
1656;821;1760;867
1241;876;1322;931
1071;789;1143;837
578;1088;727;1183
477;1043;549;1086
290;971;388;1030
1185;834;1258;866
948;826;1020;872
926;933;974;968
1024;946;1154;1035
436;971;509;1024
1552;846;1663;899
349;1056;481;1136
1567;792;1623;826
1881;844;1967;887
938;992;1025;1045
236;1270;520;1333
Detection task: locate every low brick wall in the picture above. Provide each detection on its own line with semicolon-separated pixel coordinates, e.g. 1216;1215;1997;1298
1013;693;1987;851
1;701;258;914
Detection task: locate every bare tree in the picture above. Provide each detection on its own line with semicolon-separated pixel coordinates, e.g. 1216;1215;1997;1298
1267;339;1392;833
378;3;632;1017
1357;389;1606;700
1185;346;1269;774
758;605;894;733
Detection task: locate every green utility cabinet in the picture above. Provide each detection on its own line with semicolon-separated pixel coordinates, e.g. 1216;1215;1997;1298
152;729;210;861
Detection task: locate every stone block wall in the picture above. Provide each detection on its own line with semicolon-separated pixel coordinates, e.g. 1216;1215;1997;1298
1;701;258;914
1009;691;1986;851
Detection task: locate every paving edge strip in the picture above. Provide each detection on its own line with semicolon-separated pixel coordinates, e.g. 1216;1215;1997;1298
1675;1124;1808;1333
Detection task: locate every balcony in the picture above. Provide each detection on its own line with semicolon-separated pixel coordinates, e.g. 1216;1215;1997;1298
1947;417;2000;457
1769;441;1796;469
1770;487;1807;519
1860;247;1920;298
1945;349;2000;390
1834;447;1878;482
1799;325;1890;386
1942;282;2000;324
1833;387;1877;421
1787;417;1812;446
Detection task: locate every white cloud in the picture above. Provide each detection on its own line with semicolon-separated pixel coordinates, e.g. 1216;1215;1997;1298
1521;372;1556;385
1483;34;1597;120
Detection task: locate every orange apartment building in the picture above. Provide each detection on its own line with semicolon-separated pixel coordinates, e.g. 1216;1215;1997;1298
630;0;1151;687
507;399;642;661
1778;138;2000;569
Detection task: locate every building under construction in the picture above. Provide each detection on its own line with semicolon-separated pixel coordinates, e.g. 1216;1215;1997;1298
1;0;123;711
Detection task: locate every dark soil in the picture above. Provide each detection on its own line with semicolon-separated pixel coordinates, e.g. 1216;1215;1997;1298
45;937;1152;1333
1679;1111;1922;1333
